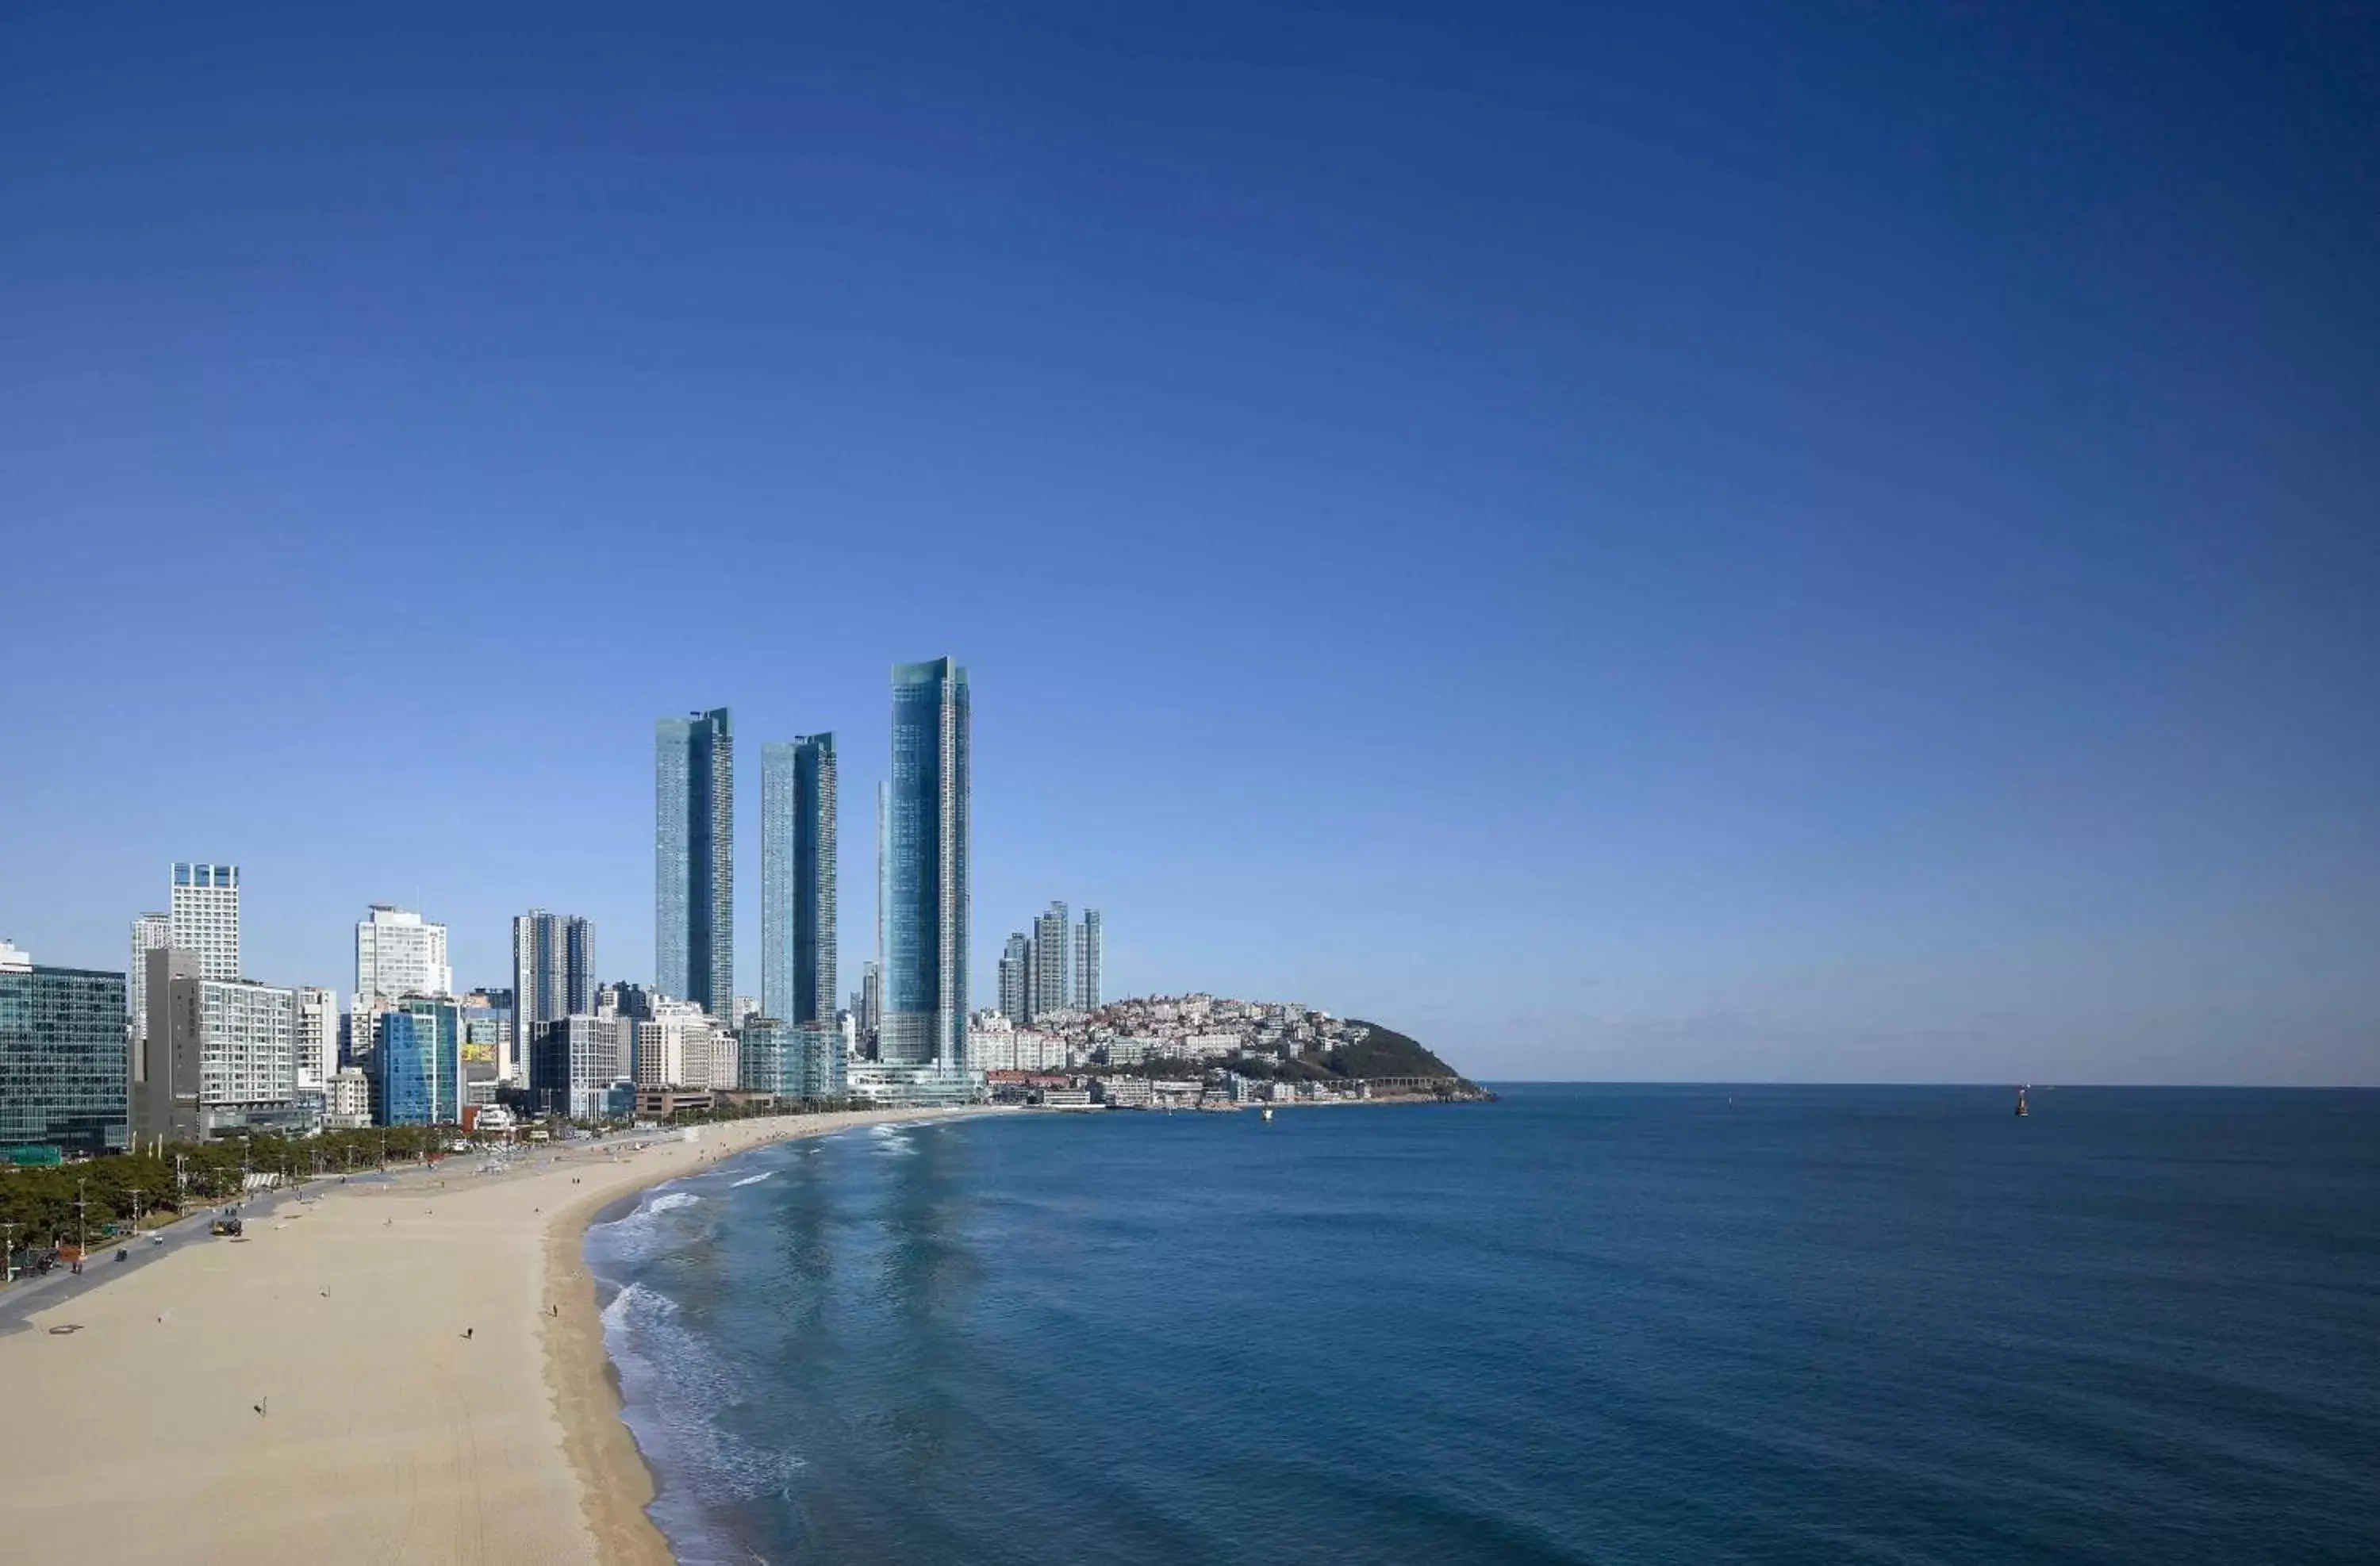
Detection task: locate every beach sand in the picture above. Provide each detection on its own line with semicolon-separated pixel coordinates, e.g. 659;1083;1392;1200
0;1107;1003;1564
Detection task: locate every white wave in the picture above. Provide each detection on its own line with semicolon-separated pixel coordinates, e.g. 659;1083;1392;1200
587;1186;710;1269
601;1276;806;1533
600;1279;678;1333
730;1169;777;1188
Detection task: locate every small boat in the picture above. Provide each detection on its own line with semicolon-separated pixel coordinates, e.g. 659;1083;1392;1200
1261;1107;1274;1122
2014;1085;2029;1118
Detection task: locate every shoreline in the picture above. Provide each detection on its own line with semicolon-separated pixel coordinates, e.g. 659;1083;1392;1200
0;1104;1011;1564
540;1107;1015;1566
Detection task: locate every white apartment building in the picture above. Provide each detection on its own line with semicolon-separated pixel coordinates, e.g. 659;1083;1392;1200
698;1027;739;1092
532;1015;631;1121
199;978;298;1111
128;912;171;1044
294;985;339;1093
171;862;241;981
355;904;452;1005
969;1013;1070;1072
632;1000;725;1088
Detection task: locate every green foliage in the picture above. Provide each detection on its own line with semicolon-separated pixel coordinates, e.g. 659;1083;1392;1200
0;1124;463;1252
1321;1020;1464;1081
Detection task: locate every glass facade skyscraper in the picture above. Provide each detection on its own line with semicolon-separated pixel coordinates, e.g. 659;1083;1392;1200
881;658;969;1068
656;708;734;1014
762;734;838;1026
0;958;130;1156
737;1016;846;1100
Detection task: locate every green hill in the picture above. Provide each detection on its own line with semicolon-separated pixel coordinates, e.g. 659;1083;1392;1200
1324;1019;1464;1080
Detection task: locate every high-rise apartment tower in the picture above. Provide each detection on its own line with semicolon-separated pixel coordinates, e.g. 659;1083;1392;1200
170;862;240;981
656;708;735;1014
997;931;1029;1023
1031;900;1070;1021
354;904;451;1005
880;658;969;1067
513;911;597;1086
1075;908;1103;1012
762;735;838;1026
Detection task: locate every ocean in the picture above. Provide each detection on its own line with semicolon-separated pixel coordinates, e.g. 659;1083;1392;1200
585;1087;2380;1564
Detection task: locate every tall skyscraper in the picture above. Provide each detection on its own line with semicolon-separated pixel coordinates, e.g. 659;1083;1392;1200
170;862;240;981
997;931;1029;1022
1031;900;1070;1021
762;734;839;1026
354;904;452;1004
1075;908;1104;1011
513;911;596;1086
128;912;171;1046
881;658;969;1068
656;708;735;1014
860;960;881;1042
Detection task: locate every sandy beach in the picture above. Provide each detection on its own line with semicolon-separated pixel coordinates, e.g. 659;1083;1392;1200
0;1107;1004;1564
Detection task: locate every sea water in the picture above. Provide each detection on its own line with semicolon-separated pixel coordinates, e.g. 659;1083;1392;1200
584;1087;2380;1563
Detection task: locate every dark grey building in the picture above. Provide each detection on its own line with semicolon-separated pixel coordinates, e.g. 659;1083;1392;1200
761;734;838;1026
512;910;596;1088
656;708;734;1015
136;946;202;1145
0;950;129;1156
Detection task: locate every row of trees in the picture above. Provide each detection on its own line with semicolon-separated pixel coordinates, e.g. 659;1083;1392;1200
0;1085;895;1257
1;1097;874;1255
0;1125;462;1254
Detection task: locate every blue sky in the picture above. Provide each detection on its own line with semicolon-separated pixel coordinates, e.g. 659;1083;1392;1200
3;2;2374;1083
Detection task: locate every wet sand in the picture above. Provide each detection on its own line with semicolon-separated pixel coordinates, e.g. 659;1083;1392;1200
0;1107;1003;1564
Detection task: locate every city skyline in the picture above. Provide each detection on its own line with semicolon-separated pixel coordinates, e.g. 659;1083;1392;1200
4;7;2374;1085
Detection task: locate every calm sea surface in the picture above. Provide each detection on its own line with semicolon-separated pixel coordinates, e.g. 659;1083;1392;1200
585;1087;2380;1564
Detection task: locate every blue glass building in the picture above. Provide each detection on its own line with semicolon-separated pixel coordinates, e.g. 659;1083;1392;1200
882;658;969;1069
737;1015;846;1101
377;998;460;1126
0;961;129;1156
656;708;734;1014
761;734;838;1027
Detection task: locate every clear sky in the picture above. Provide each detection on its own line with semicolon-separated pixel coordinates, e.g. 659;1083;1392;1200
3;2;2374;1084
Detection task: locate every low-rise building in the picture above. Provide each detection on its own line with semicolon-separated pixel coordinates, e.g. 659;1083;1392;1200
326;1067;373;1130
1096;1077;1153;1108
